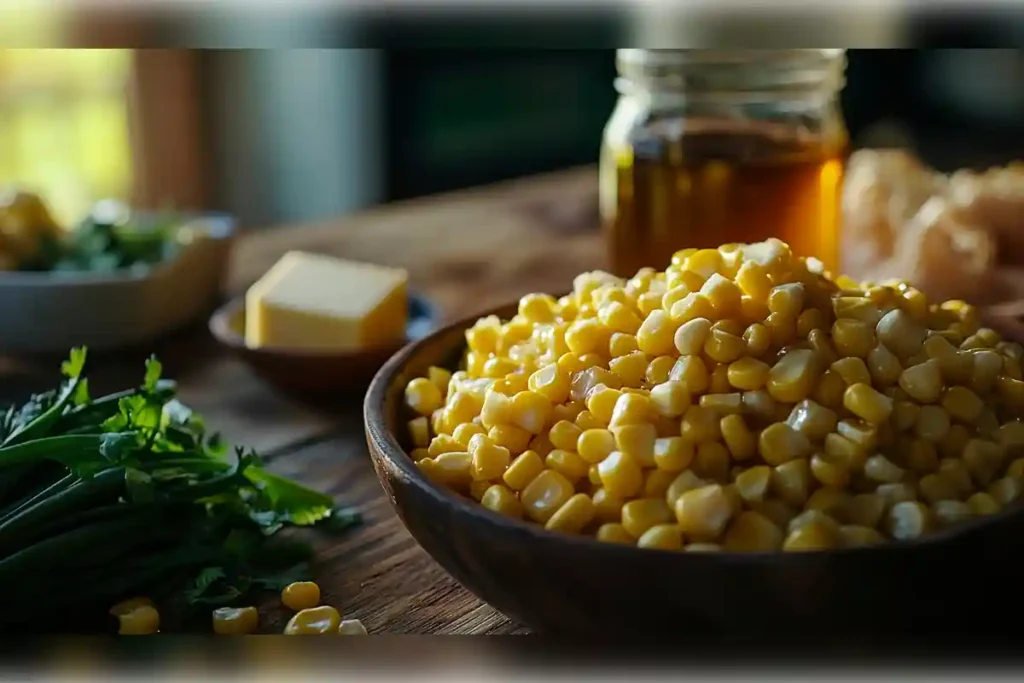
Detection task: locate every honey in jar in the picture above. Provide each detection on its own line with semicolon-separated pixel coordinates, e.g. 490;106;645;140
601;50;849;277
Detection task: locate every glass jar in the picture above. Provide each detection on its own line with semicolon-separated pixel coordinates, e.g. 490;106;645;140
600;49;849;278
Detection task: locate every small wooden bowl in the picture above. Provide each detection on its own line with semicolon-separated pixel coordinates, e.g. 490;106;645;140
209;293;437;403
365;301;1024;638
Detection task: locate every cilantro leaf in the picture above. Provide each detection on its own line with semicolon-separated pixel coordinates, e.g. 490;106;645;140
242;467;335;526
61;348;87;380
143;356;162;392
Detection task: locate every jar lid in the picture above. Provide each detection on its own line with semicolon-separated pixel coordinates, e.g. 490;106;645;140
617;49;845;70
616;49;847;96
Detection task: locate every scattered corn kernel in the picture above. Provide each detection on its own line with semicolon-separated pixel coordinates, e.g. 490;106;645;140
212;607;259;635
281;581;320;611
284;606;341;635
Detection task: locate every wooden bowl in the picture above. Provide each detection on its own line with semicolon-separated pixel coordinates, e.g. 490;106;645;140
209;293;437;403
365;301;1024;639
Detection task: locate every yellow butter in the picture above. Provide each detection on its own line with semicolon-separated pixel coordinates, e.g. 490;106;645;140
244;251;408;352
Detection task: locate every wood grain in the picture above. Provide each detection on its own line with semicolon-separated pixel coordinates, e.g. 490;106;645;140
227;166;603;322
0;166;600;634
262;431;528;635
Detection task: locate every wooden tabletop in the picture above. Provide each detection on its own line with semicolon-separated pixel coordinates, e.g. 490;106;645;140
0;166;602;634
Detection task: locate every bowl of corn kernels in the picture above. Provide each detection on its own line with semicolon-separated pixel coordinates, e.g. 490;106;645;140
364;238;1024;638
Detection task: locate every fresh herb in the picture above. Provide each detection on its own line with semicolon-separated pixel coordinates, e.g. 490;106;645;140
0;348;360;629
25;201;182;274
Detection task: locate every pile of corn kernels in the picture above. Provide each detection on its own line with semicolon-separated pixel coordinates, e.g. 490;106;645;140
403;239;1024;552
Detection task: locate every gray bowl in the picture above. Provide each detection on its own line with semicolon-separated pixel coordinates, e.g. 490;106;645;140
0;213;237;353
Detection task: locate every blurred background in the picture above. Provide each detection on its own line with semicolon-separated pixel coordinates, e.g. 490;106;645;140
4;46;1024;229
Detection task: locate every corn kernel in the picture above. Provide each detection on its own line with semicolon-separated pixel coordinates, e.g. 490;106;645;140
772;459;811;507
501;448;544;491
846;493;885;528
681;405;722;444
646;355;676;385
813;369;846;410
212;606;259;636
796;308;828;338
608;351;649;388
831;357;872;387
704;329;747;364
843;383;893;424
608;333;639;358
612;423;657;466
741;389;778;422
451;423;486;448
545;449;589;482
406;417;430;449
707;364;729;394
783;521;837;551
863;454;904;484
488;424;532;455
281;581;320;611
284;606;341;635
734;466;772;503
832;319;875;359
597;450;644;498
765;312;797;347
638;524;684;550
609;392;653;427
736;260;772;299
785;399;838;441
430;452;473;488
521;469;575;523
481;484;524;519
767;349;821;403
692;441;731;482
621;498;674;538
700;273;743;317
700;393;744;415
758;422;812;466
653;437;694;472
805;488;851;518
967;491;1001;516
643;467;677;498
714;416;752;463
468;434;512;481
405;377;445;416
866;344;902;388
902;435;938;471
545;493;596;534
833;297;881;326
789;509;841;538
738;324;769;359
962;439;1003;487
673;484;734;540
930;499;972;528
725;357;769;391
637;310;678;356
720;510;782;551
596;522;634;544
649;381;691;418
577;428;617;465
527;364;572;405
598;301;642;335
839;525;885;547
887;501;931;540
669;356;710;394
941;386;984;424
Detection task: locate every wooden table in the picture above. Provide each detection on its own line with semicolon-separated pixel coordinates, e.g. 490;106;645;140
0;167;602;634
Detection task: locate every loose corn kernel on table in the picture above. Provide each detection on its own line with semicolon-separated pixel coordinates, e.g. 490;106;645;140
0;167;600;634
